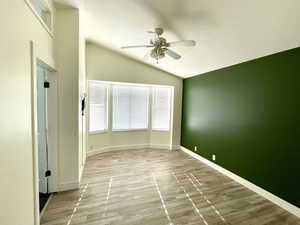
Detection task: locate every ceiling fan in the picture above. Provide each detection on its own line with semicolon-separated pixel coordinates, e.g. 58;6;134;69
121;28;196;63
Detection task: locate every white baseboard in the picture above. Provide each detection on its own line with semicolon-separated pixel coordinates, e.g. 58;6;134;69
148;144;180;150
180;146;300;218
87;144;149;156
171;145;181;150
149;144;171;150
58;181;80;192
87;144;179;157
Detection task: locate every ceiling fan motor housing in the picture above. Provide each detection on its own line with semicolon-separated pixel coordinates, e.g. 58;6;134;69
150;37;167;47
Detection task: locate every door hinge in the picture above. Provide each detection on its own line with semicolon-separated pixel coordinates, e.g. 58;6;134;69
45;170;51;177
44;81;50;88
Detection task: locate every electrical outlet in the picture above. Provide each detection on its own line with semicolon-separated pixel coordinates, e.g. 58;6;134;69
194;146;197;151
212;154;216;161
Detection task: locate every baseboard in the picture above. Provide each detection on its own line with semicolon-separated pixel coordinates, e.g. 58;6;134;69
79;159;86;184
171;145;181;150
149;144;171;150
180;146;300;218
87;144;149;156
58;181;80;192
87;144;179;157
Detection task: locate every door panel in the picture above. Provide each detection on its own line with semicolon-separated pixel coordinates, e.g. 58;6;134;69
37;66;48;194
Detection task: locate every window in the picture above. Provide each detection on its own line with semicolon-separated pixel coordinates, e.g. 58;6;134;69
152;87;171;131
89;82;108;132
26;0;53;32
112;85;149;130
88;81;173;133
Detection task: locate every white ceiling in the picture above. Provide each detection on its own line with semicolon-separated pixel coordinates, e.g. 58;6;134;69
81;0;300;78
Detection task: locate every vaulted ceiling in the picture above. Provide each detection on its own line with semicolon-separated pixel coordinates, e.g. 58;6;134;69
58;0;300;78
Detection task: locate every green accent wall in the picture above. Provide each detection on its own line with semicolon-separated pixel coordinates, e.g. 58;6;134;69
181;47;300;207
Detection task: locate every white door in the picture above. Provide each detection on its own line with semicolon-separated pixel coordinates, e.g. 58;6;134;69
37;66;49;194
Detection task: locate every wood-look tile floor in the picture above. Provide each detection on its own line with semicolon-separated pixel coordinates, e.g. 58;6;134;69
41;149;300;225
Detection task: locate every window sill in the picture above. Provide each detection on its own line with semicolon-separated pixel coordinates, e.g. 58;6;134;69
89;130;108;135
89;129;169;133
112;129;149;132
151;129;170;132
25;0;54;38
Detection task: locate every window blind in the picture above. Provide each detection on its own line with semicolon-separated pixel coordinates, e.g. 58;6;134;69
152;87;171;130
112;85;149;130
89;82;108;132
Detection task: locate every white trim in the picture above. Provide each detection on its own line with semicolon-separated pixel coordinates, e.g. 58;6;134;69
180;146;300;218
30;41;59;225
30;41;40;225
58;181;80;192
169;87;175;150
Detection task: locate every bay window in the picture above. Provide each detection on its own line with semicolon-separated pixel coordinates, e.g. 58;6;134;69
88;81;172;133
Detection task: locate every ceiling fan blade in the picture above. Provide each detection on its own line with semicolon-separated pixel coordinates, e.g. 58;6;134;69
165;49;181;60
167;40;196;47
121;45;153;49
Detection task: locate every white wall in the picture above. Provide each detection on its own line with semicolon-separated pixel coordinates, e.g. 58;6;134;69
55;7;87;190
0;1;55;225
86;42;182;154
0;2;87;224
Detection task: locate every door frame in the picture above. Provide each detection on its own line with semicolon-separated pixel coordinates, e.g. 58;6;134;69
30;41;59;224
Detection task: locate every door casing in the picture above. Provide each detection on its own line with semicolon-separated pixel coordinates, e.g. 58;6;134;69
30;41;59;224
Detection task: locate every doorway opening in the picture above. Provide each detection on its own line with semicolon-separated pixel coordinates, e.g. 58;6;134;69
36;61;58;214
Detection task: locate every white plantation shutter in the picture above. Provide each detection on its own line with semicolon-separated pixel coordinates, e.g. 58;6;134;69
89;82;108;132
152;87;171;130
112;85;149;130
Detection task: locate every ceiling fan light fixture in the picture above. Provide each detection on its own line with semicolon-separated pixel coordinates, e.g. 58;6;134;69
121;27;196;62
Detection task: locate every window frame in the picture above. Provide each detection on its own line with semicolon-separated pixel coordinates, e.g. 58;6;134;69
88;82;109;134
25;0;54;36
